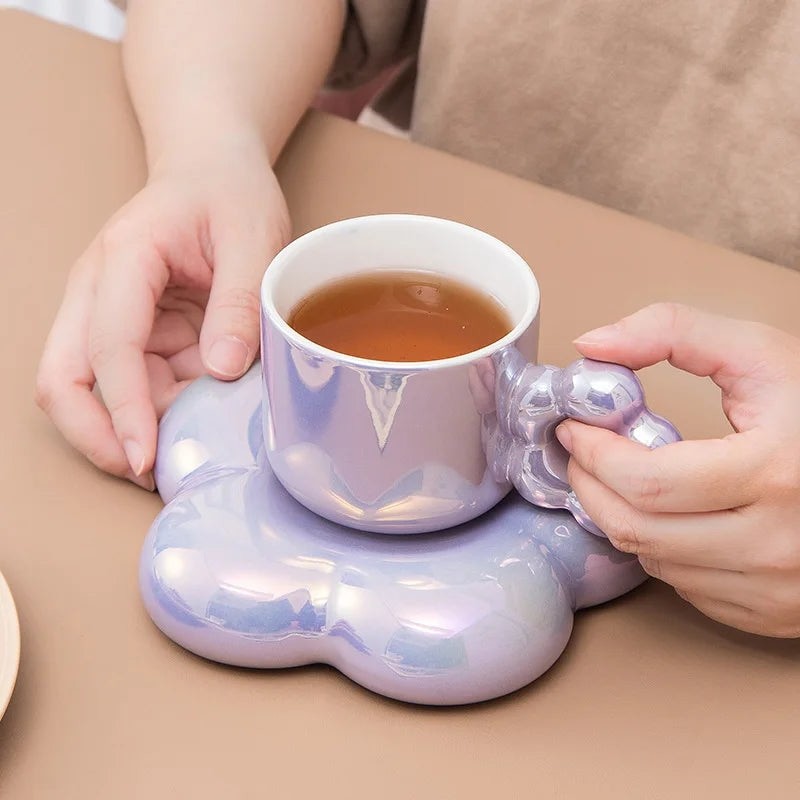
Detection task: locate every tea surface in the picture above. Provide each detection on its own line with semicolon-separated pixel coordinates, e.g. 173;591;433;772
288;270;512;361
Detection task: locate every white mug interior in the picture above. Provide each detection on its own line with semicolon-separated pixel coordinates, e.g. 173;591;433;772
261;214;540;369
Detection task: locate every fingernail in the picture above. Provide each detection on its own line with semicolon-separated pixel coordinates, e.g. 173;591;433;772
207;336;250;378
132;472;156;492
123;439;146;476
555;423;573;453
573;324;620;346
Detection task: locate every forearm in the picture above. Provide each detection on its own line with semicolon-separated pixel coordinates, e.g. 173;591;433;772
123;0;345;170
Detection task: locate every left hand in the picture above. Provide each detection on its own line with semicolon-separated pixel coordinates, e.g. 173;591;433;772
555;303;800;638
35;140;289;488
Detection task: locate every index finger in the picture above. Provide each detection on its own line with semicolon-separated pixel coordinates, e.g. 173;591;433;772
90;236;168;476
36;243;153;488
573;303;796;402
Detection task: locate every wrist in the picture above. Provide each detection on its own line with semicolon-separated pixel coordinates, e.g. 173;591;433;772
145;118;272;181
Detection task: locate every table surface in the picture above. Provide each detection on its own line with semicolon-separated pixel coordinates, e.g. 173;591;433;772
1;11;799;800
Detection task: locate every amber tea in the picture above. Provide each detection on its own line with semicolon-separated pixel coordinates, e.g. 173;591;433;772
287;270;513;361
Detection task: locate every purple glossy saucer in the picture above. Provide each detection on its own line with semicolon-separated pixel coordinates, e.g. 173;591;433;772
139;364;652;705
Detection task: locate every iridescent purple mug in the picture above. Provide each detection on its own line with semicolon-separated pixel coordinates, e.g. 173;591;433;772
260;214;679;535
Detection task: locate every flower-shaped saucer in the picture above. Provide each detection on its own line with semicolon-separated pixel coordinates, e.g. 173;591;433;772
139;364;662;705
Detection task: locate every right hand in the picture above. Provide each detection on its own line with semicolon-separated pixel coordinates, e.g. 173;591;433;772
560;304;800;637
36;139;290;489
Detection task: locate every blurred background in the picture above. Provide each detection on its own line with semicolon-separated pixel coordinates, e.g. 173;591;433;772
0;0;124;39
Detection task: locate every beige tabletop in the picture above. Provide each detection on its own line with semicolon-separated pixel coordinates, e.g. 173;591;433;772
1;11;799;800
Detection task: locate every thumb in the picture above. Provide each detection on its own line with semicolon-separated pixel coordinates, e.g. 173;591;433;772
199;228;281;380
572;303;788;396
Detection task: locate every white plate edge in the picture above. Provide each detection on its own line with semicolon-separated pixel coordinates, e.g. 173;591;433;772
0;569;20;720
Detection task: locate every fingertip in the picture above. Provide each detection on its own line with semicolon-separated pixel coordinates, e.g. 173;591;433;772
143;471;156;493
555;421;574;453
572;340;623;361
200;283;261;380
572;323;640;365
562;420;618;447
559;422;639;480
204;335;252;380
122;438;147;476
127;470;156;492
572;323;623;348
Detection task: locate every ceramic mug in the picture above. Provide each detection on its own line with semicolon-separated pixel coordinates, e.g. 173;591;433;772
260;214;679;534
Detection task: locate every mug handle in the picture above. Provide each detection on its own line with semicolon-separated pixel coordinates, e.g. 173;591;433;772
484;352;681;536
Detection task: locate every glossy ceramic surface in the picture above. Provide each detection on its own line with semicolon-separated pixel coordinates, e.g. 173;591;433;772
489;353;681;535
260;214;541;534
143;366;648;705
0;569;20;720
